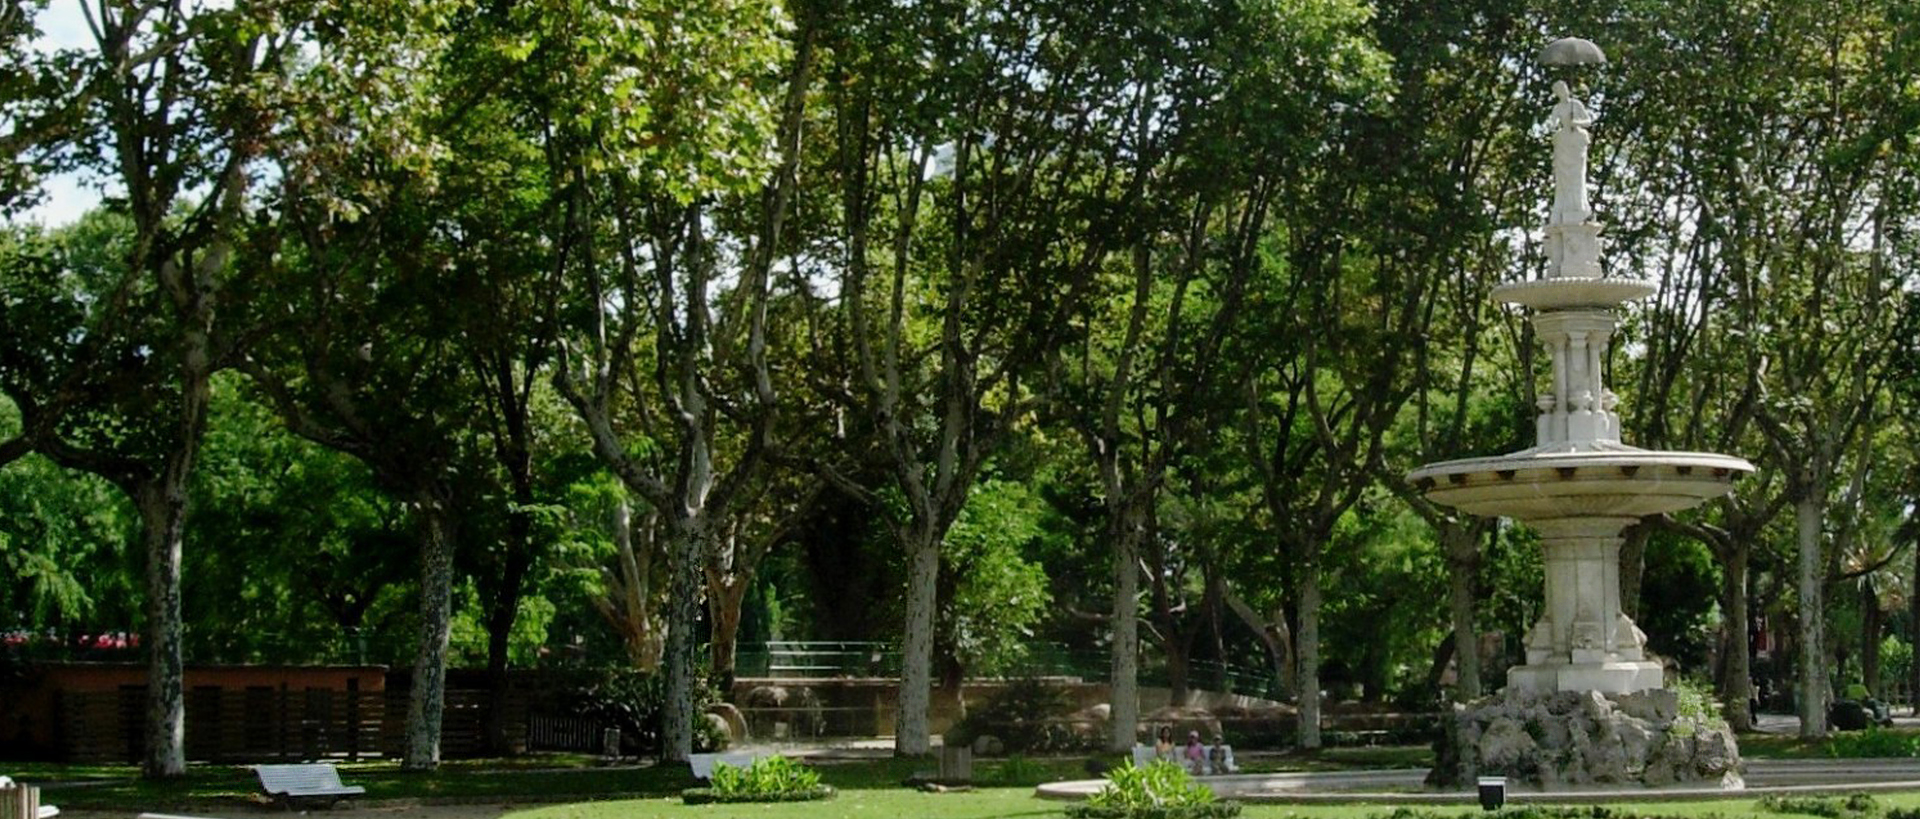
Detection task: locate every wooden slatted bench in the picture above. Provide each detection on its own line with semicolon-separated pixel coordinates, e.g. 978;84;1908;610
253;764;365;808
0;776;58;819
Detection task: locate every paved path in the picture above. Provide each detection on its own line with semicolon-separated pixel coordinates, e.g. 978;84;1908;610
1036;758;1920;804
1751;711;1920;734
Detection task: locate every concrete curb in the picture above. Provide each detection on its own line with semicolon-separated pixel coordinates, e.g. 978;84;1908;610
1036;760;1920;804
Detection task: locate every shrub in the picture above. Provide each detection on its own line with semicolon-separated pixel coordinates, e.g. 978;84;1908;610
1065;759;1241;819
990;754;1049;786
946;677;1088;753
680;787;834;805
572;665;729;756
1757;793;1878;819
1826;728;1920;758
1665;676;1723;739
1065;805;1243;819
681;755;833;804
1882;637;1913;695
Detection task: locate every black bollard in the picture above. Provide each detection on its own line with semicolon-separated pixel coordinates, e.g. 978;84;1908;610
1477;777;1506;811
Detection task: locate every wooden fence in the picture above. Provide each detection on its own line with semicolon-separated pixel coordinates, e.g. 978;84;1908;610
525;714;612;753
56;686;549;763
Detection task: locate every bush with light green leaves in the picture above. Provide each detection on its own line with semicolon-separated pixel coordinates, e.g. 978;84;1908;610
1064;759;1241;819
680;755;833;804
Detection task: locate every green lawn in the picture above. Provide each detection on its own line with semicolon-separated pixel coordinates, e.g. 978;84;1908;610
497;791;1920;819
12;749;1432;810
17;757;698;811
16;739;1920;819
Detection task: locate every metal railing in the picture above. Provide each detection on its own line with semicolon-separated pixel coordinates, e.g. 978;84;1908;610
732;641;1279;698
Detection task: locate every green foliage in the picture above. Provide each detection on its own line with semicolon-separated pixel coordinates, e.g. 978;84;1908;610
945;678;1087;754
0;450;136;634
1758;793;1880;819
1065;805;1243;819
1825;729;1920;759
710;755;819;795
682;755;832;804
941;479;1056;675
1670;676;1723;736
184;376;417;664
1085;760;1217;812
1882;637;1913;695
986;755;1048;786
571;665;729;755
1638;533;1720;670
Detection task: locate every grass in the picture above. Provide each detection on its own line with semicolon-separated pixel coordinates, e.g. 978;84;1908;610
15;740;1920;818
15;757;699;810
1737;728;1920;759
12;750;1430;811
494;792;1920;819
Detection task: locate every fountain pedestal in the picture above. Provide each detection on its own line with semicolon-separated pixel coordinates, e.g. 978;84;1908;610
1508;517;1662;695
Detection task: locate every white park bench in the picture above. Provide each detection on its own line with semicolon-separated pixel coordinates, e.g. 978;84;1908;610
0;777;57;819
687;751;776;781
253;763;365;808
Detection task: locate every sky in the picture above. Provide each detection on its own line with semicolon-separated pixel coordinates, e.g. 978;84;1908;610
18;2;111;228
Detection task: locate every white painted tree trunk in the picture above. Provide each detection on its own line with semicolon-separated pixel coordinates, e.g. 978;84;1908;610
1296;556;1322;749
895;529;940;756
663;527;704;761
404;500;457;770
136;487;187;778
138;321;213;780
1109;507;1140;752
1796;496;1828;738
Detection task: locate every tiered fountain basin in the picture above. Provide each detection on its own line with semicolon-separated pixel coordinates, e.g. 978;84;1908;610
1408;446;1751;521
1410;444;1752;697
1491;277;1656;310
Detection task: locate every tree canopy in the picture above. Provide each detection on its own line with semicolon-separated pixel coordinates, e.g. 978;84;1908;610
3;0;1920;770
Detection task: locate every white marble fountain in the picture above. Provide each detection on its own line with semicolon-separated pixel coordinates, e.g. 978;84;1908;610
1406;47;1753;697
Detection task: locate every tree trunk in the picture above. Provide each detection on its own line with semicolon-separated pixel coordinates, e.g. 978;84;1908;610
1862;585;1882;698
135;483;188;779
895;524;940;756
1296;550;1322;750
137;323;214;780
484;525;533;756
1796;496;1829;738
1911;537;1919;715
1223;585;1292;702
1165;634;1191;707
600;500;665;672
1619;523;1650;620
1717;540;1754;732
662;525;704;762
1424;635;1456;692
1206;572;1228;693
708;576;750;689
1443;523;1481;701
403;493;458;770
1108;503;1141;752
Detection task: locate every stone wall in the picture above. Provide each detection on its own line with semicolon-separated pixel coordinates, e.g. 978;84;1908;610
1430;688;1741;790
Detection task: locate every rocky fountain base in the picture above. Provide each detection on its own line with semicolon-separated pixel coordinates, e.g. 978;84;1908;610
1429;688;1742;790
